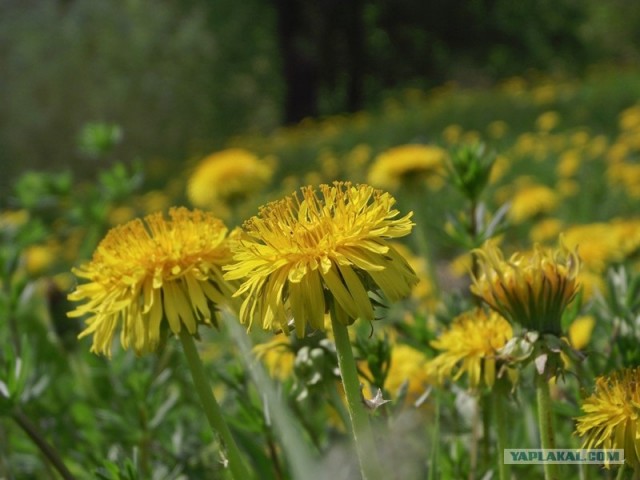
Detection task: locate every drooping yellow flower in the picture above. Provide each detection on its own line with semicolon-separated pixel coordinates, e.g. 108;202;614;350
187;148;274;209
470;238;580;335
367;144;447;190
68;208;235;356
427;309;513;389
224;182;418;335
575;367;640;469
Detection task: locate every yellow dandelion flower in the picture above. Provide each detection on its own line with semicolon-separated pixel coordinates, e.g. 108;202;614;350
619;105;640;132
368;145;447;190
568;315;595;350
488;154;510;184
575;367;640;469
563;220;640;273
556;179;580;197
187;148;274;209
224;182;418;335
385;344;431;402
427;309;513;389
556;149;582;178
24;243;58;276
253;334;295;381
68;207;235;356
470;238;580;335
487;120;508;139
529;218;564;244
107;205;136;226
536;111;560;132
442;124;463;145
533;85;557;105
508;183;559;224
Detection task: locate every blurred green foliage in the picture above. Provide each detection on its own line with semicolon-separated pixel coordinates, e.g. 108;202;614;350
3;0;640;195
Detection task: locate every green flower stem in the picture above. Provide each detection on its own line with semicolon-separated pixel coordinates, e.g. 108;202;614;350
178;329;252;480
223;310;319;480
329;382;352;432
536;373;558;480
493;393;509;480
330;308;384;480
11;410;76;480
615;462;625;480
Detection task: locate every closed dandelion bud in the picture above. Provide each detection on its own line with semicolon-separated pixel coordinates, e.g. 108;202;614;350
470;237;580;336
448;142;496;202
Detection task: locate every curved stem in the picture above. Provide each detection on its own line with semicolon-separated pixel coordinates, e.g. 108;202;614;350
330;307;383;480
536;373;558;480
179;330;252;480
11;410;76;480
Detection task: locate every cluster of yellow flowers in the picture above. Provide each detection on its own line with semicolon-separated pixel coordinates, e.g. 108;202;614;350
68;182;418;355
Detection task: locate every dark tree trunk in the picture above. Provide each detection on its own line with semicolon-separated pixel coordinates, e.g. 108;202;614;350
274;0;319;124
345;0;364;112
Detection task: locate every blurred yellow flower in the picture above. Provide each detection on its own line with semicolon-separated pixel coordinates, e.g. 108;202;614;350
107;205;136;226
385;344;431;401
568;315;595;350
140;190;171;214
608;162;640;198
606;142;629;164
563;220;640;273
575;367;640;470
488;154;510;184
536;111;560;132
471;238;580;335
499;76;527;96
529;218;564;244
0;209;29;236
487;120;508;139
532;85;557;105
224;182;418;335
442;124;463;145
556;150;582;178
367;144;447;190
253;334;295;381
508;182;559;224
187;148;274;209
24;244;58;276
68;207;235;356
427;309;513;389
619;105;640;132
556;179;580;197
571;131;590;148
391;242;438;311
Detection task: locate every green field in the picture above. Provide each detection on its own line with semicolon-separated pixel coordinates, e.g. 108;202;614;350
1;65;640;479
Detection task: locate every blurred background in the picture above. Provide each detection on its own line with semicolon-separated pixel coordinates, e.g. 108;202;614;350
1;0;640;194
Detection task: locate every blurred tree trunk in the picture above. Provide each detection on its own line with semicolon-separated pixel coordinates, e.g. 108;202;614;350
273;0;365;123
274;0;319;124
345;0;364;112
